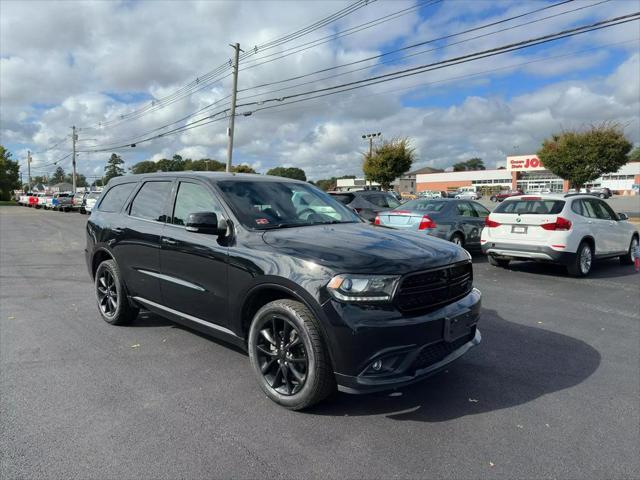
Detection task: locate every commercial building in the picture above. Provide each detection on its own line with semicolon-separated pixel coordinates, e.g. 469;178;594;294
416;155;640;195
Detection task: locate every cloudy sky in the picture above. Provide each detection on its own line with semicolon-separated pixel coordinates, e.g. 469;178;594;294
1;0;639;181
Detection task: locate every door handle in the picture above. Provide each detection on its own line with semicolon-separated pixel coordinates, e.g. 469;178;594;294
162;237;177;246
112;227;124;234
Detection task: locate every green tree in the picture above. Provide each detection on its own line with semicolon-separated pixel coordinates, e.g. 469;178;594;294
266;166;306;180
91;178;105;187
186;158;226;171
64;173;87;187
104;153;125;183
537;123;632;189
51;166;66;184
130;160;159;174
0;146;21;200
363;138;415;191
629;146;640;162
232;164;257;174
453;157;485;171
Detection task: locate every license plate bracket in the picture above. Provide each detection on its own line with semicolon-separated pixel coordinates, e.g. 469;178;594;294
511;225;527;234
444;310;476;342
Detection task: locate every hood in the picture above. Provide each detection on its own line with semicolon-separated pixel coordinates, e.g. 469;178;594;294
261;222;469;274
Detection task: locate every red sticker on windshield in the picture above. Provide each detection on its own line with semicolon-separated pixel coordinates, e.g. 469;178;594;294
256;218;270;225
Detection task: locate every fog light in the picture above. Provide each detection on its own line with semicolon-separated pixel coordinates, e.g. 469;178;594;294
371;359;383;371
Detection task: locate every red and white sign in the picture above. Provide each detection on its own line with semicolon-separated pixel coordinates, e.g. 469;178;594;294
507;155;545;171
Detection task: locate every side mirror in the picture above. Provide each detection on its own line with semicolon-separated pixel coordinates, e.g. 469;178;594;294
186;212;227;235
617;213;629;221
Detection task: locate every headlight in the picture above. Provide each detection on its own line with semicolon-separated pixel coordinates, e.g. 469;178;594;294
327;274;400;302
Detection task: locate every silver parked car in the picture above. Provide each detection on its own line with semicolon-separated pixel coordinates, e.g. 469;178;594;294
375;198;490;250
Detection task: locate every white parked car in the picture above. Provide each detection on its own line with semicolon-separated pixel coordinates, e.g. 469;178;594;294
83;192;101;213
481;194;638;276
455;191;481;200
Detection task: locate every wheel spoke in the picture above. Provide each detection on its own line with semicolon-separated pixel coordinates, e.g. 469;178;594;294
288;363;305;382
99;277;107;288
260;329;276;346
97;286;107;295
281;365;292;394
285;336;301;350
288;356;306;363
261;358;277;374
256;345;277;357
109;297;117;310
271;367;282;389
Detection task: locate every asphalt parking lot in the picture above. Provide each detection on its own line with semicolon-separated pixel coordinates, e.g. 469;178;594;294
1;206;639;479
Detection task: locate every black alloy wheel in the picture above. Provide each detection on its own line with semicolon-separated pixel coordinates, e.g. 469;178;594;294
255;314;308;396
96;268;118;318
94;259;138;325
248;299;336;410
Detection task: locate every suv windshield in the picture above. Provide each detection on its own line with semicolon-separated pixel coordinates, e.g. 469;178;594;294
495;199;565;214
217;180;360;229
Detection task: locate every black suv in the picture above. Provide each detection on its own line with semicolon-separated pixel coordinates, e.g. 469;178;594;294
86;173;481;410
328;190;401;222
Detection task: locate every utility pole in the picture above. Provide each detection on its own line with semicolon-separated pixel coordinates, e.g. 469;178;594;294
71;126;78;193
226;43;242;173
361;132;381;189
27;150;32;191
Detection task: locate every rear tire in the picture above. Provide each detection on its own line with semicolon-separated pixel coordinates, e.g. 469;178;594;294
490;196;497;202
95;259;139;325
599;193;606;199
248;299;336;410
567;241;592;277
488;255;510;268
620;236;638;265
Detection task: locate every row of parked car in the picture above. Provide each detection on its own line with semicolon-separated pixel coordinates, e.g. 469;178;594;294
328;189;637;277
17;191;101;214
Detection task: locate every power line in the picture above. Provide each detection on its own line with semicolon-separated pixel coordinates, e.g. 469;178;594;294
80;0;577;153
247;38;639;119
32;135;71;154
239;0;576;92
236;0;609;102
78;0;372;132
77;13;639;154
236;13;640;111
239;0;439;70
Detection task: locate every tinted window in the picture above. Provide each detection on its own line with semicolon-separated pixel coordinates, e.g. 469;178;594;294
457;202;478;217
495;199;565;215
329;193;355;205
173;182;224;226
98;183;136;213
588;199;616;220
571;199;585;216
399;199;447;212
472;202;490;218
363;193;400;209
218;180;358;229
129;181;171;221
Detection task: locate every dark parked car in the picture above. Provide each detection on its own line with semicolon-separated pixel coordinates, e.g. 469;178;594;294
328;190;401;222
86;173;481;410
375;199;490;250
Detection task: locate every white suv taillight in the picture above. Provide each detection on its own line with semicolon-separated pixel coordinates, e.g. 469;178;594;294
541;217;572;231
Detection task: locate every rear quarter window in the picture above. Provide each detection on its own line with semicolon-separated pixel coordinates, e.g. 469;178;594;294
495;199;565;215
98;183;136;213
329;193;355;205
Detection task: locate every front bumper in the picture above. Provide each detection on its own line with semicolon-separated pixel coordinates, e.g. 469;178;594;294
322;288;481;394
482;241;576;264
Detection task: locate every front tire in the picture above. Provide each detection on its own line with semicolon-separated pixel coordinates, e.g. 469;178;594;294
248;299;335;410
490;196;497;202
567;241;593;277
620;236;638;265
95;259;139;325
450;233;465;247
488;255;510;267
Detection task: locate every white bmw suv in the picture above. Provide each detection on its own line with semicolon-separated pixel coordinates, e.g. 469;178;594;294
481;194;638;276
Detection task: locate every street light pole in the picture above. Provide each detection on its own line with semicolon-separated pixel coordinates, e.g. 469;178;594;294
361;132;381;189
27;150;32;191
71;126;78;193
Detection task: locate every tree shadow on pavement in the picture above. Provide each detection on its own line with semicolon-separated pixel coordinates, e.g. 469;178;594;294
308;308;601;422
